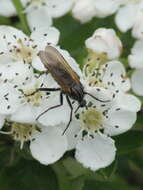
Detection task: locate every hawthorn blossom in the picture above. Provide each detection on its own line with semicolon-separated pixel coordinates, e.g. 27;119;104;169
35;46;140;170
60;80;140;171
0;25;60;71
23;0;74;30
85;28;122;61
128;40;143;95
0;122;67;164
115;0;143;40
0;45;81;165
0;0;73;30
29;43;140;170
72;0;122;23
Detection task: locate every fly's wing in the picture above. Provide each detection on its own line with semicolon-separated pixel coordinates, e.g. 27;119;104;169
39;48;80;92
44;46;80;82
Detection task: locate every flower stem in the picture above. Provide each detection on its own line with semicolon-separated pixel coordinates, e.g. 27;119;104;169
12;0;31;35
51;162;73;190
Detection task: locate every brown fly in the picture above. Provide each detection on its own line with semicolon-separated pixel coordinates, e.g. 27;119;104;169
30;46;109;134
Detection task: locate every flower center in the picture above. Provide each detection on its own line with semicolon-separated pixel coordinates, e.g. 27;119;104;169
12;39;36;64
80;108;103;132
83;50;107;77
23;89;43;106
11;123;39;149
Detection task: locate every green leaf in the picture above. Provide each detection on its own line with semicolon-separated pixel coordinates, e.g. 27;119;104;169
98;161;117;180
0;159;58;190
51;161;73;190
113;130;143;155
62;157;90;179
71;176;85;190
83;175;139;190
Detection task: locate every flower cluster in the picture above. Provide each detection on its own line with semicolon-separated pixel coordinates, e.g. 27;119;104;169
72;0;143;40
0;0;74;30
0;23;141;172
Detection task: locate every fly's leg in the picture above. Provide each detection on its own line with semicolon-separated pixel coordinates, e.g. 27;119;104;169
84;92;110;103
62;96;73;135
36;92;63;121
24;88;61;96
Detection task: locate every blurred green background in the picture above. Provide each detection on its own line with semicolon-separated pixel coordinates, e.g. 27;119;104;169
0;9;143;190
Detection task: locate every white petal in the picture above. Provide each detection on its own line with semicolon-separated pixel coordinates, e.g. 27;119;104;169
0;26;27;46
0;115;5;129
115;4;138;32
131;69;143;96
101;60;130;92
0;83;21;115
10;104;37;124
94;0;121;17
132;10;143;40
85;28;122;59
105;109;136;136
128;40;143;69
32;56;47;71
47;0;73;18
115;93;141;112
37;95;71;127
31;27;60;50
26;7;52;31
84;86;113;111
0;61;34;87
0;0;16;17
75;133;116;171
60;119;81;150
30;125;67;165
72;0;96;23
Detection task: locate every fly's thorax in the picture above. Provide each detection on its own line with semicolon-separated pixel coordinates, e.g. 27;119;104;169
69;82;85;103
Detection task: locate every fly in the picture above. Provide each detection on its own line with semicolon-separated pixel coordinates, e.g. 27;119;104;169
27;46;110;134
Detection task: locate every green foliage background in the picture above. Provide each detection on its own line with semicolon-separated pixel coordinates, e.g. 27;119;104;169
0;2;143;189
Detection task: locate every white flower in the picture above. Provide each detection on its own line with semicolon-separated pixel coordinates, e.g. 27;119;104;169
72;0;122;23
0;122;67;164
85;28;122;60
128;40;143;95
57;58;140;171
0;0;16;17
83;60;131;94
4;45;81;128
0;0;73;31
9;72;60;125
0;25;60;71
115;0;143;39
23;0;74;30
61;84;138;171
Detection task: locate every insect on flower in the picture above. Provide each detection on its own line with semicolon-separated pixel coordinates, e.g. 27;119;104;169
29;46;110;134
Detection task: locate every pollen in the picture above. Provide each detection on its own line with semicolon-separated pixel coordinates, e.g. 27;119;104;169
13;39;36;64
80;108;103;132
4;36;37;64
24;89;43;106
84;50;107;77
11;123;39;149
